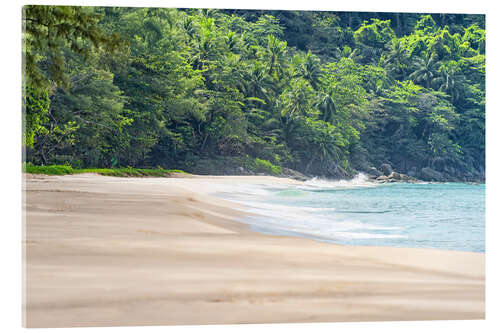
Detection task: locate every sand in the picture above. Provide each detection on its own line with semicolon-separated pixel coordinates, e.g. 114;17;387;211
23;173;485;328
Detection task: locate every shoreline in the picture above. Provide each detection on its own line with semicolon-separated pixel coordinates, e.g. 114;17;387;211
23;174;485;327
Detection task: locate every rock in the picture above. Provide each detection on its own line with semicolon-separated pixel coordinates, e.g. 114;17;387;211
282;168;309;181
325;164;350;179
366;167;383;177
388;171;401;180
401;173;419;182
376;175;388;181
420;167;444;182
407;170;417;178
379;163;393;176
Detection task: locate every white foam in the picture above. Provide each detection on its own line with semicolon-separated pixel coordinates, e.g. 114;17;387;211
194;175;406;243
301;173;378;190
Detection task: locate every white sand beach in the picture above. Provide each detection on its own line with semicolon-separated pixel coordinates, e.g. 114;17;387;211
23;174;485;327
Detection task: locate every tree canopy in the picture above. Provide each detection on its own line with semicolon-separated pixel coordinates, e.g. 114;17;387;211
23;6;485;181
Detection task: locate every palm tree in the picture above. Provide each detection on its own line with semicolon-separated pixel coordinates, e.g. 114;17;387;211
339;45;359;61
292;51;322;90
434;61;468;104
409;51;441;88
316;92;337;123
385;38;410;80
242;61;274;104
263;34;288;79
188;17;223;71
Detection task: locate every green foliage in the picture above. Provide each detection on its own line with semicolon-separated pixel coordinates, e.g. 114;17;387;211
23;86;49;147
414;15;437;34
354;19;395;49
23;162;74;175
23;5;123;89
22;7;485;181
23;162;186;177
253;158;282;175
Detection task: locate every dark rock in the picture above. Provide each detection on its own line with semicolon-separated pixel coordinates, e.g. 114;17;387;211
399;173;410;180
325;164;350;179
421;167;444;182
366;167;383;177
282;168;310;181
379;163;393;176
388;171;402;180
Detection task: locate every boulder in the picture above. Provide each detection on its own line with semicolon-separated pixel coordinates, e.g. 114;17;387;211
325;164;351;179
282;168;309;181
366;167;383;177
376;175;389;181
379;163;393;176
399;173;419;182
407;169;417;178
420;167;444;182
388;171;402;180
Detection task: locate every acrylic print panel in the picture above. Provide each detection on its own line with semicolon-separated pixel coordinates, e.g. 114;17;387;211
22;1;485;328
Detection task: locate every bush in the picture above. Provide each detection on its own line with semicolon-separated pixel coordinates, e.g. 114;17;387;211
22;162;186;177
23;162;74;175
253;158;282;175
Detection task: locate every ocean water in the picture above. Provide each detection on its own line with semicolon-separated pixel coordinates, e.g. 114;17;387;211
214;174;485;252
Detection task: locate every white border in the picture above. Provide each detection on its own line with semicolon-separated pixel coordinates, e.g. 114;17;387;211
2;1;498;332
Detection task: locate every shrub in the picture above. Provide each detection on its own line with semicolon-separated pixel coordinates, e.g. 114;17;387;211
23;162;74;175
22;162;186;177
253;158;282;175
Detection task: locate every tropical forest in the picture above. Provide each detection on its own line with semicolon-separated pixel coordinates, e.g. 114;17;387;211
22;6;486;182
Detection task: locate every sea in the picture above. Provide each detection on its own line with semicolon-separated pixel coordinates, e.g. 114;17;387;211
213;174;485;253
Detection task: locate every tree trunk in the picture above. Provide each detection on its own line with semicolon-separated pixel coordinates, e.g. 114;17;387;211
396;13;401;36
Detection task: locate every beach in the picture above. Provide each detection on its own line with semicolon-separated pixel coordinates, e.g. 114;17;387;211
23;174;485;328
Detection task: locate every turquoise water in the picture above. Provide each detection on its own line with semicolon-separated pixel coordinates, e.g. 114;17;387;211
216;175;485;252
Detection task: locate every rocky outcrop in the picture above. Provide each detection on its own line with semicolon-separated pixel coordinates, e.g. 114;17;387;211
324;164;351;180
379;163;393;176
358;163;484;184
388;171;401;180
420;167;444;182
374;170;420;183
407;167;418;178
282;168;310;181
366;167;383;177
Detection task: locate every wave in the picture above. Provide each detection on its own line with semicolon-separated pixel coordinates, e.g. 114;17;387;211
301;173;378;190
211;174;407;244
207;176;483;251
237;201;402;234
